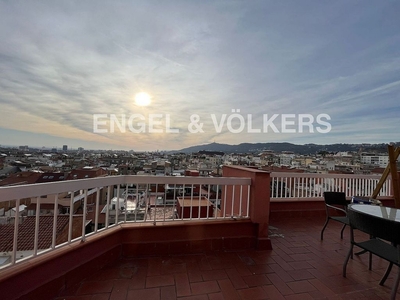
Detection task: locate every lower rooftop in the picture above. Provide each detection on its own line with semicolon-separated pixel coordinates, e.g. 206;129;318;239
43;215;398;299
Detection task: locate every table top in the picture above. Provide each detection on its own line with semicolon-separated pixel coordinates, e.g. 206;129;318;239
349;204;400;222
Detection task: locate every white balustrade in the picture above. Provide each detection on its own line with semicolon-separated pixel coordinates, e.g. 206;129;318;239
0;175;251;269
270;172;392;201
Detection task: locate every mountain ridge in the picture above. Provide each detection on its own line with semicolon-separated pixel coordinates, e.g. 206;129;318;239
176;142;399;155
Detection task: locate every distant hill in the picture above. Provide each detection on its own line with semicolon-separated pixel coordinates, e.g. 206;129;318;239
177;142;399;155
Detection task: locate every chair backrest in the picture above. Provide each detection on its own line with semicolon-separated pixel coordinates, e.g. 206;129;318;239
348;208;400;245
323;192;347;206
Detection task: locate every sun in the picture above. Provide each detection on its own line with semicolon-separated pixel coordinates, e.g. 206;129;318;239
134;92;151;106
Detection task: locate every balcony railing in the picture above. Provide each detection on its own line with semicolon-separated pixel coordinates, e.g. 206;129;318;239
1;171;392;271
270;172;392;201
0;175;251;270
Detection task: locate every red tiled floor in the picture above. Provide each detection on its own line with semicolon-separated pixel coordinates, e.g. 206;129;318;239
109;279;130;300
190;280;220;295
237;286;268;299
286;279;317;293
217;279;241;300
76;280;114;295
126;287;160;300
225;268;249;289
178;295;208;300
187;271;203;283
287;269;315;281
266;273;294;296
92;294;112;300
162;258;187;274
146;274;175;288
160;286;177;300
55;215;400;299
208;292;225;300
262;284;286;300
242;274;271;287
201;269;228;281
175;273;191;297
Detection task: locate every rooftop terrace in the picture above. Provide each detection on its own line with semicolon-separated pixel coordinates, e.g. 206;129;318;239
0;166;398;299
52;215;397;300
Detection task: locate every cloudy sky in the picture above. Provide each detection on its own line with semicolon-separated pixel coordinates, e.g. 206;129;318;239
0;1;399;151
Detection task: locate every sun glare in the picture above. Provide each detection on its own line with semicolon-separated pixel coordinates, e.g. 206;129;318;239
134;92;152;106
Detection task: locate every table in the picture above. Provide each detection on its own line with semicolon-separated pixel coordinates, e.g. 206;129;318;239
350;204;400;222
344;204;400;300
350;204;388;257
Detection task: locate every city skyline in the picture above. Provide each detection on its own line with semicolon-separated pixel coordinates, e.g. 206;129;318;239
1;1;400;151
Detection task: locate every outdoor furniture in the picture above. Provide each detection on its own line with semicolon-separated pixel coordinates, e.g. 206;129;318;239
320;192;349;240
343;204;400;300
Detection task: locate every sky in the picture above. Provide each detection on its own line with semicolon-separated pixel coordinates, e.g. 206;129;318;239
0;1;399;151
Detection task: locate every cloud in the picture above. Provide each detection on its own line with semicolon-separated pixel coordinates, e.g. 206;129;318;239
0;1;399;150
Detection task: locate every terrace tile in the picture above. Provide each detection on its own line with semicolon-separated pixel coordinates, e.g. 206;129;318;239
56;215;398;299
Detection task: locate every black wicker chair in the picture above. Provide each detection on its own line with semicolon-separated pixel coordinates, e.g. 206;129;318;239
343;206;400;300
320;192;349;240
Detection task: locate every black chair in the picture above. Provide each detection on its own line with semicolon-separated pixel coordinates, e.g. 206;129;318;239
320;192;349;240
343;207;400;300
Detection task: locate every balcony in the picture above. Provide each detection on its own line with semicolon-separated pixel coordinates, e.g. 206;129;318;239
0;166;398;299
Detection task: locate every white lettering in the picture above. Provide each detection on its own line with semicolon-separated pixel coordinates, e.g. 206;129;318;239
93;114;108;133
227;113;245;133
298;114;314;133
165;114;179;133
110;114;126;133
263;114;279;133
148;114;163;133
247;114;261;133
281;114;296;133
316;114;332;133
211;114;227;133
128;114;146;133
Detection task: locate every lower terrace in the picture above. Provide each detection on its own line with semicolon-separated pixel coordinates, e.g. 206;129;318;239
55;216;397;299
0;166;398;299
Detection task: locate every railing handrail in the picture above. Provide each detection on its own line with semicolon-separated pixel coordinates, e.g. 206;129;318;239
0;175;251;202
270;172;389;180
270;171;392;200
